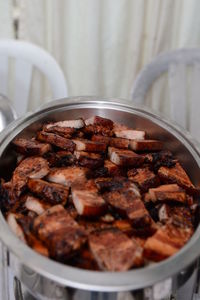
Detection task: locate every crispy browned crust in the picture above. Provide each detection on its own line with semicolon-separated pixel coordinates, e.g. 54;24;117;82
27;178;69;205
12;138;52;156
43;124;76;138
129;139;163;152
75;151;104;169
128;167;159;192
37;131;75;152
72;138;107;152
108;147;144;167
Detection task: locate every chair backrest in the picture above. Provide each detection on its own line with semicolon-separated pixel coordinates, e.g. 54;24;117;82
0;39;68;117
131;48;200;140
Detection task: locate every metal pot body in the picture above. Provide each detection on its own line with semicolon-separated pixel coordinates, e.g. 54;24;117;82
0;97;200;300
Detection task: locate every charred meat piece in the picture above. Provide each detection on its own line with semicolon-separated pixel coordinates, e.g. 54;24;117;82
72;138;107;152
78;219;111;234
33;205;87;260
92;135;129;149
11;157;49;197
37;131;75;152
158;162;197;194
89;228;144;271
0;180;16;212
74;151;104;169
7;213;26;243
12;138;52;156
91;135;110;145
27;178;69;205
113;219;134;236
24;195;51;215
44;151;76;167
86;167;108;179
44;119;84;129
84;116;114;136
128;167;159;192
144;224;193;261
150;151;176;171
129;139;163;152
114;123;145;140
69;247;100;270
108;147;144;167
71;185;106;217
147;184;187;204
96;177;140;195
104;160;122;176
47;166;87;187
43;124;76;138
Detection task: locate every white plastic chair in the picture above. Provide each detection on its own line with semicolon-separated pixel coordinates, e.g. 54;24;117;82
0;39;68;117
131;48;200;141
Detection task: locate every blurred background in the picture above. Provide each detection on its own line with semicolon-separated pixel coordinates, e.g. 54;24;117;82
1;0;200;116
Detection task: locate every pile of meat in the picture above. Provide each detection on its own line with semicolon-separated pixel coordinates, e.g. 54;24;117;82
0;115;199;272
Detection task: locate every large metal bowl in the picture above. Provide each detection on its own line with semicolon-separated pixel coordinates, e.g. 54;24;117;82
0;96;200;300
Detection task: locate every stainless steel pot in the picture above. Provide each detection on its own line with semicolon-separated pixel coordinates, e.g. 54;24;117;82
0;96;200;300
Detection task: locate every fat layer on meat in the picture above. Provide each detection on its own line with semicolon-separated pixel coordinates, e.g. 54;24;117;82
45;119;84;129
47;166;87;187
72;138;107;152
108;147;144;167
37;131;75;152
7;213;26;243
27;178;69;205
129;139;163;152
114;123;145;140
12;138;52;156
92;135;129;149
144;224;193;261
89;228;143;271
11;157;49;197
43;124;76;138
33;205;87;260
147;184;187;204
84;116;114;136
24;195;51;215
128;168;159;192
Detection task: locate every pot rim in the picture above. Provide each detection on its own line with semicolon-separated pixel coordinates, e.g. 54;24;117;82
0;96;200;292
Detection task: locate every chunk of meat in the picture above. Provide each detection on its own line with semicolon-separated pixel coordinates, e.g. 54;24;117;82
24;195;51;215
12;138;52;156
72;138;107;152
129;139;163;152
144;224;193;261
47;166;87;187
104;160;121;176
108;147;144;167
113;219;134;236
96;177;140;195
27;178;69;205
7;213;26;243
69;248;100;270
92;135;129;149
43;124;76;138
45;119;84;129
33;205;87;260
11;157;49;197
44;151;76;167
114;123;145;140
147;184;187;204
158;162;197;194
37;131;75;152
128;168;159;192
84;116;114;136
74;151;104;169
89;228;144;271
143;150;176;170
71;185;106;216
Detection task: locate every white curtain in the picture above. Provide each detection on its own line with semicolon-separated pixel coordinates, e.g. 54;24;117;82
2;0;200;114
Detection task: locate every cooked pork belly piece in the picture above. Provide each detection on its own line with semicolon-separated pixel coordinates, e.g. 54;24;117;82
71;185;106;216
47;166;87;187
7;213;26;243
78;219;111;234
92;135;129;149
144;224;193;261
24;195;51;215
74;151;104;169
69;248;100;270
104;160;121;176
27;178;69;205
43;124;76;138
89;228;143;271
72;138;107;152
114;123;145;140
143;150;176;169
37;131;75;152
129;139;163;152
96;177;140;195
108;147;144;167
158;162;196;194
12;138;52;156
11;157;49;197
158;204;170;223
128;167;159;192
33;205;87;260
45;119;84;129
44;151;76;167
147;184;186;204
85;116;114;136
